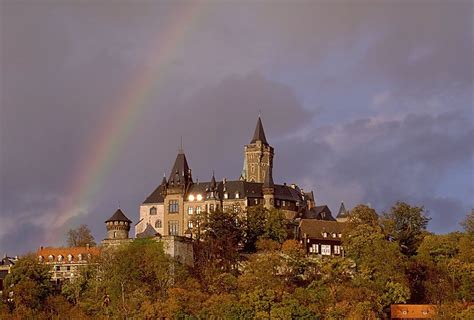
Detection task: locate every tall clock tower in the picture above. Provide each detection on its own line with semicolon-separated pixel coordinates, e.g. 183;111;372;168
242;116;274;183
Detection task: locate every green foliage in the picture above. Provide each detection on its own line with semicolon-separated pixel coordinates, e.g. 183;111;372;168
382;201;430;256
66;224;96;247
4;254;53;312
460;209;474;235
3;201;473;319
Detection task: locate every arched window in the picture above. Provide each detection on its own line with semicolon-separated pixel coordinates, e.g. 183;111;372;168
48;255;54;262
149;207;157;215
58;255;63;262
38;256;44;262
155;219;162;228
67;254;73;262
78;254;83;261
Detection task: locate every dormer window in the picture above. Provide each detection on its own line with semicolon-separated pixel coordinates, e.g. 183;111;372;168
224;193;228;199
48;255;54;262
38;256;44;262
58;255;63;262
235;192;240;199
323;232;327;238
149;207;157;215
68;254;73;262
78;254;83;261
338;233;342;238
332;233;336;238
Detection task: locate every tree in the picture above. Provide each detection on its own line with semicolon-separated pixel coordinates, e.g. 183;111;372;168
66;224;96;247
4;254;53;312
461;209;474;236
347;204;379;228
243;205;267;252
382;202;430;256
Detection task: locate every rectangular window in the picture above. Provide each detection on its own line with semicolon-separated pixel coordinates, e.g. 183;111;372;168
209;204;214;212
312;244;318;254
334;245;341;255
196;206;201;214
188;207;193;215
233;204;240;213
282;200;286;207
168;221;179;235
321;245;331;256
276;199;281;206
188;220;193;229
55;266;60;271
254;199;259;205
169;200;179;213
66;266;71;271
223;205;229;212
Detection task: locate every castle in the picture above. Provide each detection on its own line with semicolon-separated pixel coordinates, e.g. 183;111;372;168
134;116;346;239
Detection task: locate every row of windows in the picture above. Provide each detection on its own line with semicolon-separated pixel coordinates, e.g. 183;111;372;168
309;244;342;255
54;265;73;272
39;254;89;263
322;232;342;238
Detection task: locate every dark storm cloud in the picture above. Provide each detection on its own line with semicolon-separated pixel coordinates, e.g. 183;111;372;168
1;1;472;253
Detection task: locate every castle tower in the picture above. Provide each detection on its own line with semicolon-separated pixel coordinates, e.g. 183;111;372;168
336;202;349;223
105;209;132;239
163;150;193;236
242;116;274;183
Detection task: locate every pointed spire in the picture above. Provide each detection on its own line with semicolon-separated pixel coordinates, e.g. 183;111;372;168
210;171;216;190
161;174;167;186
337;201;348;218
168;152;192;185
250;116;268;145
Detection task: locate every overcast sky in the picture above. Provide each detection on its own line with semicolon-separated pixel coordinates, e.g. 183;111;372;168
1;0;473;254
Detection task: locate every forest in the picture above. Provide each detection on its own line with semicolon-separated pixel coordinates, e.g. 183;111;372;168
1;202;473;319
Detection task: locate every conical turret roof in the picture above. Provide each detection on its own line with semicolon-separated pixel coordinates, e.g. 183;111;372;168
105;209;132;223
250;116;268;145
336;202;348;218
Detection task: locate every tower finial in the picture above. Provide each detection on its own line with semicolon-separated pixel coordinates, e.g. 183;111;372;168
179;136;183;153
118;201;120;209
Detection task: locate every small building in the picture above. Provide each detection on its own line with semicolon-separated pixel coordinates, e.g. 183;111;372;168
390;304;437;319
298;219;346;256
0;255;18;294
37;246;101;285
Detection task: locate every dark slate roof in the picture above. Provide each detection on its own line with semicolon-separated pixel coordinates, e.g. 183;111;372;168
302;205;336;221
168;152;192;186
299;219;347;240
336;202;349;218
105;209;132;223
143;184;164;204
136;223;160;239
250;116;268;145
143;179;304;204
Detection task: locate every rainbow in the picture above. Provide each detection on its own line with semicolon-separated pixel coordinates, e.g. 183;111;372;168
46;2;208;243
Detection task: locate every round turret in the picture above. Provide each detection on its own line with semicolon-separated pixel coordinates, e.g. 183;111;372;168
105;209;132;240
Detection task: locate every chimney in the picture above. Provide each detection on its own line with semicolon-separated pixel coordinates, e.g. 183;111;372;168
86;244;90;250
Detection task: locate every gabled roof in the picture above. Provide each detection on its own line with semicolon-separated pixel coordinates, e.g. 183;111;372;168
37;246;101;260
105;209;132;223
136;223;160;239
299;219;347;240
302;205;336;221
143;185;164;204
250;116;268;145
